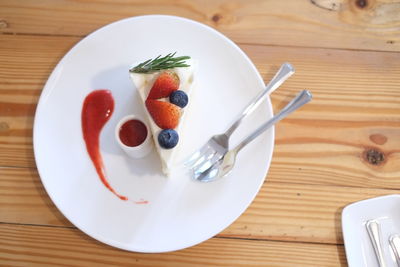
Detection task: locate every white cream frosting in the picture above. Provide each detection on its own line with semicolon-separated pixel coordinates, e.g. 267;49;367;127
129;59;196;175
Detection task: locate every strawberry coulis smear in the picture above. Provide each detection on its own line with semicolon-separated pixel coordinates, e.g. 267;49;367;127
82;90;128;201
134;199;149;205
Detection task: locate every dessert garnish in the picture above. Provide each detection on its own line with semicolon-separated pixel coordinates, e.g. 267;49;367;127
147;70;179;99
158;129;179;149
145;99;180;129
129;52;190;73
169;90;188;108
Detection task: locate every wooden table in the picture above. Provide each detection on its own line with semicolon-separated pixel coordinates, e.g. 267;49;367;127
1;0;399;266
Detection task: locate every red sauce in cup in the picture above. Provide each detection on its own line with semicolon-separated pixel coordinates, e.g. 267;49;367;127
119;119;148;147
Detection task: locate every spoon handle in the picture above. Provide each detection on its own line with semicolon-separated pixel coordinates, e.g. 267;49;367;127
235;90;312;153
366;220;387;267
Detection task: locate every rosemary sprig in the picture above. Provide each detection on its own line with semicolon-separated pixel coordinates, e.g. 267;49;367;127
129;52;191;73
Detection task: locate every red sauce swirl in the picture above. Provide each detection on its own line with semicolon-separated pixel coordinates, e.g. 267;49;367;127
82;90;127;201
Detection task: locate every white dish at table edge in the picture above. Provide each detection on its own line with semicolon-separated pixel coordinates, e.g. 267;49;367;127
342;195;400;266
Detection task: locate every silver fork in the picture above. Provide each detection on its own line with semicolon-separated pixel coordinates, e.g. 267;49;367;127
185;62;295;174
194;90;312;182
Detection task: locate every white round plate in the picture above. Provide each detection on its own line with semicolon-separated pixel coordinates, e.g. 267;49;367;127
34;15;274;253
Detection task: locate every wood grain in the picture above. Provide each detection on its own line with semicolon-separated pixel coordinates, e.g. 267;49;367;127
0;0;399;52
245;41;400;191
0;224;346;266
1;166;399;245
1;0;399;265
1;34;399;186
0;167;71;227
0;35;79;167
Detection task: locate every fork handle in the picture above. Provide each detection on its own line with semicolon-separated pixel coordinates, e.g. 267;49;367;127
234;90;312;153
224;62;295;137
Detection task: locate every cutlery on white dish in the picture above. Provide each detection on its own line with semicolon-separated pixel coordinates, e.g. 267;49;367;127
390;234;400;267
366;219;387;267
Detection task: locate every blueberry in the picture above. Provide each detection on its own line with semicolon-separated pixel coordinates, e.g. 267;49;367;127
158;129;179;149
169;90;188;108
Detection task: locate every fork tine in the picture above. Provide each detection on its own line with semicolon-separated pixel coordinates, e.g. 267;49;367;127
184;143;209;166
184;143;214;167
193;152;223;179
190;148;217;171
194;161;220;182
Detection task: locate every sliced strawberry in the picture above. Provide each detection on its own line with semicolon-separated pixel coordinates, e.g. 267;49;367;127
147;71;180;100
145;99;180;129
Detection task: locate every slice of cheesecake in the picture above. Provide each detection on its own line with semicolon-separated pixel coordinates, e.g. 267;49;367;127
129;55;196;175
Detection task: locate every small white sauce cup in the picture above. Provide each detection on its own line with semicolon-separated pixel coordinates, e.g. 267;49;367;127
115;114;153;158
